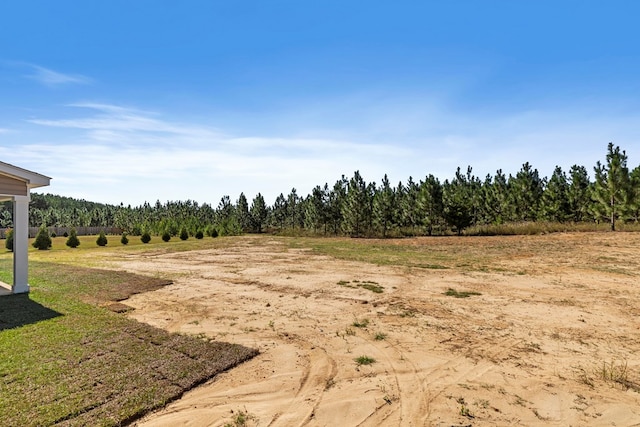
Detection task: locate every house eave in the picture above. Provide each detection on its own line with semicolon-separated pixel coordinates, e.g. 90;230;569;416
0;161;51;189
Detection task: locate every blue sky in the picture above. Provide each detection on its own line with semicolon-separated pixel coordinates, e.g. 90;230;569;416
1;1;640;206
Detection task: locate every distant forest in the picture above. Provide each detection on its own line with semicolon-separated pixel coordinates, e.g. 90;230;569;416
1;143;638;237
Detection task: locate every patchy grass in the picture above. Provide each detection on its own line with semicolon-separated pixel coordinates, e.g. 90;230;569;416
417;264;449;270
374;332;387;341
224;409;254;427
352;318;369;328
336;280;355;288
358;281;384;293
354;355;376;366
336;279;384;293
287;233;640;277
444;288;482;298
598;359;639;391
0;256;257;426
291;238;467;269
465;221;640;236
344;327;356;336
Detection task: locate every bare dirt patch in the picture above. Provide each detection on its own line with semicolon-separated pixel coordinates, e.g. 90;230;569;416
125;233;640;426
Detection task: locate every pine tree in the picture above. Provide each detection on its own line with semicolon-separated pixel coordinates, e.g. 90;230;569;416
272;193;287;230
304;185;328;234
373;174;396;237
541;166;570;222
33;225;52;250
216;195;233;222
567;165;592;222
215;195;242;236
0;208;12;229
365;181;376;234
628;166;640;223
96;230;108;246
328;178;347;235
509;162;544;221
418;175;443;235
399;177;421;232
480;170;512;224
5;229;13;252
65;227;80;248
591;143;632;231
286;188;300;230
179;227;189;240
250;193;268;233
467;168;483;225
236;193;251;232
342;171;370;237
442;167;476;235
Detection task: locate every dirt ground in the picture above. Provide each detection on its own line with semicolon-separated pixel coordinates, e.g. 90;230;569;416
122;233;640;426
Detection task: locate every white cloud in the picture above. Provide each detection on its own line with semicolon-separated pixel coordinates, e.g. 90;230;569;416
13;103;404;205
29;103;222;143
25;64;91;87
8;99;640;206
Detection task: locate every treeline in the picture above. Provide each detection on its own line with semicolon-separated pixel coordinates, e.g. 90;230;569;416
0;194;114;230
1;143;638;237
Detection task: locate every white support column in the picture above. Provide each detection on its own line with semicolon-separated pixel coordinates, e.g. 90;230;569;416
12;195;30;293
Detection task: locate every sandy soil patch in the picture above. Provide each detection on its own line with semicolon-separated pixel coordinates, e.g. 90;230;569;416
122;234;640;426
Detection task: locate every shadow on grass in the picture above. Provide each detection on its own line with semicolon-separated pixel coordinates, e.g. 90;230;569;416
0;293;62;331
0;261;259;426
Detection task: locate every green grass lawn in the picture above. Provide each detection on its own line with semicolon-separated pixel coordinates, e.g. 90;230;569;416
0;235;257;427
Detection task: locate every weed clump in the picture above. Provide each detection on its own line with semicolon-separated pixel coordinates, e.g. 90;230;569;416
444;288;481;298
599;359;638;390
359;282;384;293
337;279;383;293
355;355;376;366
352;318;369;328
374;332;387;341
224;409;254;427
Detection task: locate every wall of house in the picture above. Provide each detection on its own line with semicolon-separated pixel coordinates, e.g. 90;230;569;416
0;174;28;196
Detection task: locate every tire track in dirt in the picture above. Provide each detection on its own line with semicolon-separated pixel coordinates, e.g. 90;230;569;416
355;339;428;427
268;341;338;427
121;235;640;427
300;347;339;427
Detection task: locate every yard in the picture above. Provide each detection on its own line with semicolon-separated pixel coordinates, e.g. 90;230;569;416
2;232;639;426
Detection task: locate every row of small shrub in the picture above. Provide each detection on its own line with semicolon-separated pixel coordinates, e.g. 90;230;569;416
160;228;206;242
12;226;220;251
